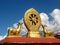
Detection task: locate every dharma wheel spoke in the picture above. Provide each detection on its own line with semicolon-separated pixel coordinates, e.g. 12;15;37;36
29;16;32;19
31;14;33;17
36;20;38;23
29;14;39;25
30;20;32;21
36;17;38;20
34;21;36;25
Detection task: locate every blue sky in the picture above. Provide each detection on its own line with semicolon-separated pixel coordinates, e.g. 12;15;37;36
0;0;60;36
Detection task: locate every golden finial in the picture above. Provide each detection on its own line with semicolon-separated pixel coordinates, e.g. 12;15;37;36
24;8;41;38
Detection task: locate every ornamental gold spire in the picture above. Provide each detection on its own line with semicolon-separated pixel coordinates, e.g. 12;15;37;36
24;8;41;38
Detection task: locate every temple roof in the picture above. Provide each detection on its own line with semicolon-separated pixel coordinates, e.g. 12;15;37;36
0;37;60;43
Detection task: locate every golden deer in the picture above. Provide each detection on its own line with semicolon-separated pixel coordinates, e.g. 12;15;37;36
41;24;54;38
7;22;23;37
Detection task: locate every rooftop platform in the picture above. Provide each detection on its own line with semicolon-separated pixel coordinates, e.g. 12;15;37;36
0;37;60;43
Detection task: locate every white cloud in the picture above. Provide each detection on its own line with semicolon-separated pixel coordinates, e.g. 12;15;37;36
0;36;3;41
51;9;60;32
19;18;23;23
40;13;54;30
20;23;28;36
51;9;60;24
0;34;7;41
13;23;18;28
40;13;49;25
40;9;60;33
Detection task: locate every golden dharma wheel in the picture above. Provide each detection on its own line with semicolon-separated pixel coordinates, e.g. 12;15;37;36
24;8;41;37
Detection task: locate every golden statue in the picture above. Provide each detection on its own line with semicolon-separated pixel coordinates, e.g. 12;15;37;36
41;24;54;38
7;22;23;37
24;8;41;38
6;8;55;38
